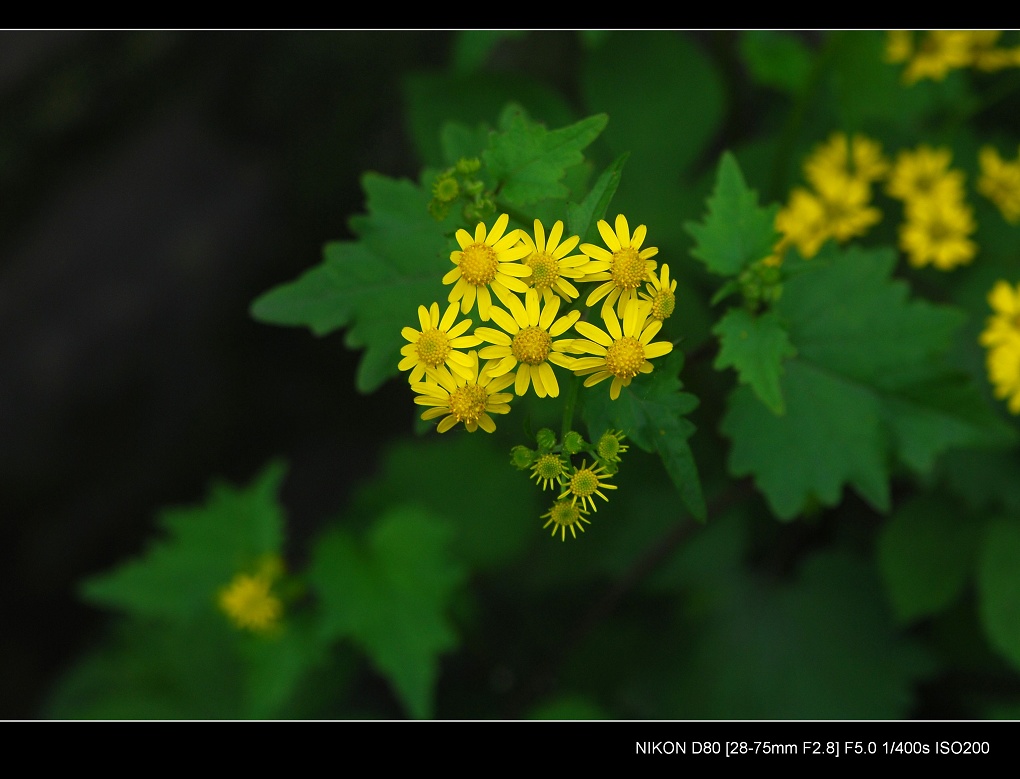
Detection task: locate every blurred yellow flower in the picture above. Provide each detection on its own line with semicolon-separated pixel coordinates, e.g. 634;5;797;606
218;565;283;634
899;195;977;270
978;146;1020;224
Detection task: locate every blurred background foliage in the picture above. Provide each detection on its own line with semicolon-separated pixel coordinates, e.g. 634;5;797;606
5;30;1020;720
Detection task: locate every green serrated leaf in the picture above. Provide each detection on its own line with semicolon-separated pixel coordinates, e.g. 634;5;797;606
686;152;780;276
583;351;706;522
250;174;451;393
713;308;797;415
722;247;1009;520
82;461;287;621
877;495;982;624
309;505;466;719
978;518;1020;672
566;153;629;245
483;107;608;206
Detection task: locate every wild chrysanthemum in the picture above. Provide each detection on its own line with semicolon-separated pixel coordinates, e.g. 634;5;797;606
986;339;1020;414
218;568;283;633
518;219;591;306
979;280;1020;349
398;301;482;384
978;146;1020;224
775;188;830;259
580;214;659;319
444;213;532;321
412;351;515;433
530;452;569;491
901;30;974;84
886;145;965;204
638;264;677;321
596;429;629;465
559;459;617;513
566;299;673;400
899;195;977;270
804;132;889;188
473;288;580;398
542;499;592;541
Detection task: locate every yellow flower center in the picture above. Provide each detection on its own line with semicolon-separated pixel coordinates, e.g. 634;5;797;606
549;500;584;527
605;336;645;380
650;290;675;320
610;246;647;290
927;218;952;242
570;467;600;499
448;383;488;424
534;453;565;482
511;326;552;365
526;251;560;291
459;243;499;287
415;329;451;368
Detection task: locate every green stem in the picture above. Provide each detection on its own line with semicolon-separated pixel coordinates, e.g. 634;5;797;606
560;373;580;442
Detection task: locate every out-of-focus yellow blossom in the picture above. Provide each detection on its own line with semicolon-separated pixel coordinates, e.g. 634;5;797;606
901;31;976;84
979;282;1020;414
978;146;1020;224
899;194;977;270
886;145;966;204
804;132;889;189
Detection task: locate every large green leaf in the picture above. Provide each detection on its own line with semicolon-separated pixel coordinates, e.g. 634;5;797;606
978;518;1020;672
82;462;287;621
686;152;780;277
583;351;706;522
250;174;451;393
722;247;1010;520
309;505;466;719
483;106;608;206
878;495;983;623
713;308;797;415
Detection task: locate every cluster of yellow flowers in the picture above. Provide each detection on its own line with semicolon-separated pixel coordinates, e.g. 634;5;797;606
399;212;677;537
885;30;1020;84
774;132;979;271
980;281;1020;415
775;132;886;261
399;212;675;429
888;145;977;270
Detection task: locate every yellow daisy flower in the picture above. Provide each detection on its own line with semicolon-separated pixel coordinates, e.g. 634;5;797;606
978;146;1020;224
775;187;830;259
398;301;482;384
979;280;1020;349
218;562;283;633
580;214;659;320
558;459;617;513
566;299;673;400
473;288;580;399
902;30;974;84
899;195;977;270
542;499;592;541
638;263;677;321
412;351;515;433
519;218;591;306
444;212;532;321
804;132;889;189
886;145;966;204
531;452;569;491
986;339;1020;414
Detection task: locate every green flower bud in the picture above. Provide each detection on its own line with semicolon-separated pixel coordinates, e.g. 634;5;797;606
562;430;587;455
510;445;536;470
535;428;557;452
